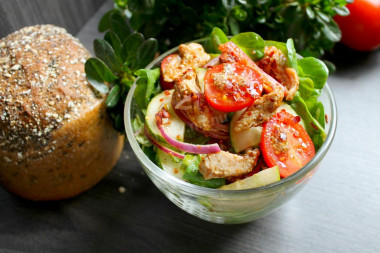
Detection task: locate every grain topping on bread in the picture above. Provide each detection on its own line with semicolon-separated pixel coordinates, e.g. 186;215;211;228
0;25;100;162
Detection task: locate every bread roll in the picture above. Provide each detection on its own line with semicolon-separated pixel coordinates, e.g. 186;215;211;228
0;25;124;201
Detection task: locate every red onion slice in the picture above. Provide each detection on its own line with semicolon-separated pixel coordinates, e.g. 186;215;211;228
144;125;185;159
156;122;221;154
172;106;229;140
203;55;220;68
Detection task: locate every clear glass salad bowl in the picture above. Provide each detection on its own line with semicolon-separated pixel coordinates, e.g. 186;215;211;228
124;40;337;224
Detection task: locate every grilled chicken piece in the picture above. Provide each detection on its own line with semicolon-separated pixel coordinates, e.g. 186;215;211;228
162;43;210;83
233;91;284;132
256;46;299;100
199;148;260;180
172;70;229;139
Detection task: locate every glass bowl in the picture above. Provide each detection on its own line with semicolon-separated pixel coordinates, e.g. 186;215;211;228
124;40;337;224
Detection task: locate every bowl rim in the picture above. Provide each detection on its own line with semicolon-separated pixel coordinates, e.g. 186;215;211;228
124;39;338;196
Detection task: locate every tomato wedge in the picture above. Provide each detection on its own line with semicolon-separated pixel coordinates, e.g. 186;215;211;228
260;110;315;178
204;62;263;112
160;54;181;90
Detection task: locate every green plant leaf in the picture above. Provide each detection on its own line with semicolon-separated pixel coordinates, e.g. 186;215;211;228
286;38;297;71
306;7;315;19
289;93;326;150
106;84;121;108
98;9;119;32
298;77;318;100
128;0;155;14
230;32;265;61
228;16;240;35
110;11;131;42
311;101;325;129
113;0;128;9
323;60;336;74
121;32;144;65
333;6;350;16
297;57;329;89
104;31;122;59
94;39;121;73
231;6;248;21
318;17;341;42
134;68;160;108
206;27;229;53
129;13;146;31
132;38;158;71
85;58;116;94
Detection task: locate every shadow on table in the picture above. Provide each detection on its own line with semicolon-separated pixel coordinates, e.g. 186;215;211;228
0;144;275;253
325;43;379;75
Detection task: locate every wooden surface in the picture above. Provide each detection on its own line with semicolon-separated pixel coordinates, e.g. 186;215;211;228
1;1;380;252
0;0;105;38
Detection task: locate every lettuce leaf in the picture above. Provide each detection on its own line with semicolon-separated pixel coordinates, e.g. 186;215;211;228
182;155;225;188
288;57;329;150
134;68;161;110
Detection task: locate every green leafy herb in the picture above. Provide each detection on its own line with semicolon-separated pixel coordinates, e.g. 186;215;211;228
85;58;114;94
106;84;121;108
297;57;329;89
205;27;229;53
288;56;330;150
85;10;158;133
286;38;298;71
134;68;161;110
94;39;121;73
105;0;352;59
182;155;226;188
230;32;265;60
289;94;326;150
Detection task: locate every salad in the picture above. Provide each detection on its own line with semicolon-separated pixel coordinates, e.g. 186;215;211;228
132;28;328;190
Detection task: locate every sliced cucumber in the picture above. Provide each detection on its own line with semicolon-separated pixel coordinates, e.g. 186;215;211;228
219;166;280;190
156;149;184;180
195;68;207;92
145;90;185;143
230;102;305;153
230;109;262;153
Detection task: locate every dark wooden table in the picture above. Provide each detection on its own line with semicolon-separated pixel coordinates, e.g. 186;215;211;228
1;1;379;252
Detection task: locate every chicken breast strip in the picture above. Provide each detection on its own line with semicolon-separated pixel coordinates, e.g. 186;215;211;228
199;148;260;180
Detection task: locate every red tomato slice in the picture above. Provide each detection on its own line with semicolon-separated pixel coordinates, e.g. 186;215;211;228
160;54;181;90
260;110;315;178
204;63;263;112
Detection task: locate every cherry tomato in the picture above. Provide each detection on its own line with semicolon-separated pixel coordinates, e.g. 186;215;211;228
334;0;380;51
260;110;315;178
204;63;263;112
160;54;181;90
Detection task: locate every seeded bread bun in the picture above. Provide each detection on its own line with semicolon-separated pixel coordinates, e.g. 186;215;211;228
0;25;124;201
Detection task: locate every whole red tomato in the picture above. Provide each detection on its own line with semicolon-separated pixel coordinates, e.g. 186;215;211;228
334;0;380;51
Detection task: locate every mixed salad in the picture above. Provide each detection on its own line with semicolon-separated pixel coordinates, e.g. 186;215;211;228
132;28;328;190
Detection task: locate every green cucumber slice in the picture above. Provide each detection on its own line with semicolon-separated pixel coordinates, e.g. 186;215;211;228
145;89;185;143
156;149;184;180
219;166;280;190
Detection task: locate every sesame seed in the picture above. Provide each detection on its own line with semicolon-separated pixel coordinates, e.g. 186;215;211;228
0;57;8;64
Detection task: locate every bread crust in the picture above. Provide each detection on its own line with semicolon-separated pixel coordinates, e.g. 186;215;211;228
0;25;124;200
